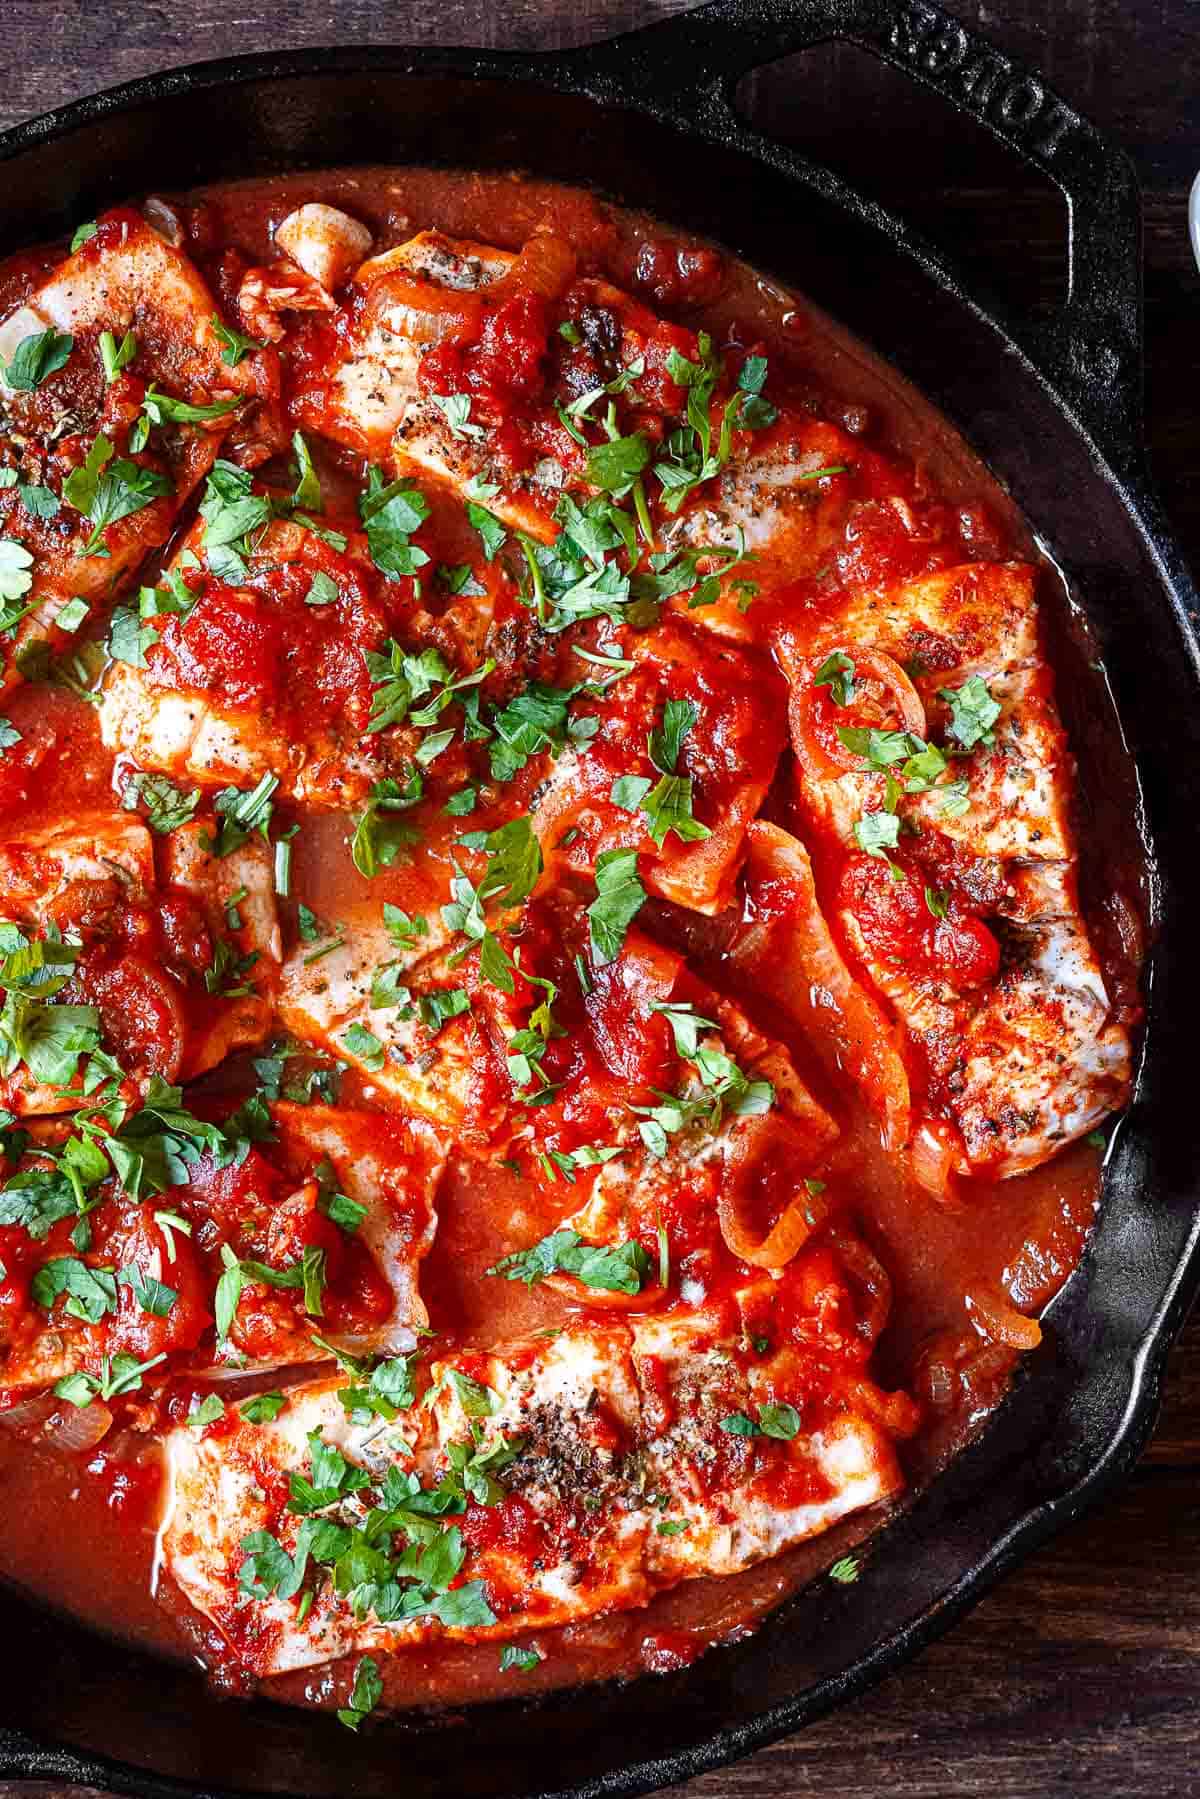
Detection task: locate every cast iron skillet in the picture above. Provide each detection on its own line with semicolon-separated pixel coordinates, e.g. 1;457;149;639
0;2;1197;1794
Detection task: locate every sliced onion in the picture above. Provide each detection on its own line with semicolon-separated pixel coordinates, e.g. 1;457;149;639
364;272;484;344
827;1224;892;1347
790;646;926;784
734;825;912;1150
488;232;577;304
143;196;185;247
1;1393;113;1452
965;1282;1043;1350
837;1372;921;1439
717;1180;827;1269
47;1398;114;1453
909;1120;964;1205
543;1272;664;1312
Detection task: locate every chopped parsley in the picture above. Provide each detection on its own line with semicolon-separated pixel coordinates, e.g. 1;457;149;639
586;847;646;964
487;1228;652;1295
360;469;430;578
54;1350;167;1407
350;774;423;878
122;770;201;834
431;392;484;440
99;330;137;384
0;540;34;606
198;460;271;582
719;1401;801;1441
208;771;279;857
211;314;262;367
62;435;173;556
241;1390;287;1424
940;674;1002;751
338;1655;383;1731
636;698;712;849
1;328;74;392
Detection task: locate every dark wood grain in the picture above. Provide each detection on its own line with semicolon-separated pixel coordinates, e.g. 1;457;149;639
3;4;1199;1795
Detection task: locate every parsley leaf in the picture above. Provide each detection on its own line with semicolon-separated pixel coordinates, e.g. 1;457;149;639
587;847;645;964
142;385;242;427
350;775;423;878
465;499;506;562
360;470;430;578
63;435;173;555
719;1401;801;1440
431;392;484;440
241;1390;287;1424
940;674;1002;750
0;540;34;606
853;811;901;859
99;331;137;384
487;1228;652;1294
338;1654;383;1731
198;460;271;582
122;770;201;834
2;328;74;392
211;315;262;367
585;432;651;495
209;772;278;857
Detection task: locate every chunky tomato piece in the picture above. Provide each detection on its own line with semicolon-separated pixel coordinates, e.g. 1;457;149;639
157;890;213;974
148;584;283;707
69;950;187;1080
584;940;680;1089
265;1189;344;1278
100;1204;210;1360
839;853;1000;989
321;1240;394;1331
170;1147;284;1243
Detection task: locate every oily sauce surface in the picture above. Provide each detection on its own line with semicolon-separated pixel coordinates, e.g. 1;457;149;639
0;164;1145;1714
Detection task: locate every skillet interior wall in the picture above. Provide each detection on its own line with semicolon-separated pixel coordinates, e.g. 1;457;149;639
0;62;1196;1799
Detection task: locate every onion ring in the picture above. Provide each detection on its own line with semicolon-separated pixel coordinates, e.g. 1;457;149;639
965;1282;1043;1350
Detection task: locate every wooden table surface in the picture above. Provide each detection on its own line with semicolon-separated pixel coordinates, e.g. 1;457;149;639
3;2;1199;1795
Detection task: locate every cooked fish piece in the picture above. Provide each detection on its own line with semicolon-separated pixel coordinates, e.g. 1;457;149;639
631;1306;904;1581
0;809;155;921
191;1101;445;1375
158;1305;909;1677
0;1196;215;1395
421;1328;651;1633
530;617;786;915
0;808;280;1113
784;562;1071;862
0;1097;447;1396
157;1379;367;1673
287;226;921;647
0;208;269;693
953;911;1132;1172
276;913;486;1136
98;506;501;809
293;232;518;470
773;561;1130;1177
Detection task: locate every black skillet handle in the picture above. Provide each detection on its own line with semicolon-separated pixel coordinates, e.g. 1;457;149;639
567;0;1143;471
